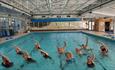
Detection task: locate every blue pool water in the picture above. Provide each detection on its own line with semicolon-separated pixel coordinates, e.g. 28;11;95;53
0;32;115;70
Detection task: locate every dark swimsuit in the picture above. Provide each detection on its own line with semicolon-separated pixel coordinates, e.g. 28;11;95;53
43;55;52;59
1;62;13;68
17;51;23;55
26;58;36;62
66;58;75;64
37;47;41;50
26;58;36;63
87;62;95;68
102;48;108;52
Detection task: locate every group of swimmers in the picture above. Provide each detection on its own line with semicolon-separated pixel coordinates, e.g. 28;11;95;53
57;39;108;69
1;42;53;68
1;38;109;69
57;41;76;65
76;41;108;68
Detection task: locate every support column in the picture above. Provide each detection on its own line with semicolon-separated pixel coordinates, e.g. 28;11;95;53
91;18;93;31
113;17;115;36
8;15;13;36
88;20;90;30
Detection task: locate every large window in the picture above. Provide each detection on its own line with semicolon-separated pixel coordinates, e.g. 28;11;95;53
30;21;88;30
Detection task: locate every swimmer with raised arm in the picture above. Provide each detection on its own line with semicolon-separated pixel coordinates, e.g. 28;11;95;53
57;41;66;54
81;37;89;50
75;48;83;56
87;55;95;69
80;37;93;54
65;52;76;64
100;43;108;56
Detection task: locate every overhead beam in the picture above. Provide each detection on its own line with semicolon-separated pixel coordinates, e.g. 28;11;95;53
60;0;70;14
72;0;91;12
79;0;115;15
27;0;41;13
45;0;52;14
0;0;31;16
32;13;78;15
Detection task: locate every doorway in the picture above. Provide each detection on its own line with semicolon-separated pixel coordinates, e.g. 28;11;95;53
105;22;110;31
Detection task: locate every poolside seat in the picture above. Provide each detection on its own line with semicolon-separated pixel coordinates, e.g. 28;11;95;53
111;36;115;39
10;37;13;39
6;37;9;40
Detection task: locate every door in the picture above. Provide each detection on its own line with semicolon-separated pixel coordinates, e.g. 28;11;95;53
105;22;110;31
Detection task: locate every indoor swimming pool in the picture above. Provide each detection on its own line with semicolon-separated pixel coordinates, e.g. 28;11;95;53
0;32;115;70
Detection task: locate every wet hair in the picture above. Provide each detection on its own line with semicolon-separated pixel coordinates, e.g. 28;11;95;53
87;56;90;59
81;44;84;46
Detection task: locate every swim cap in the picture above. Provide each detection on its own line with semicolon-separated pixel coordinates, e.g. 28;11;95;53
65;52;72;56
76;48;80;52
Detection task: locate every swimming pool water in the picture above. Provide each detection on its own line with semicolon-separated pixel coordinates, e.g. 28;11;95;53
0;32;115;70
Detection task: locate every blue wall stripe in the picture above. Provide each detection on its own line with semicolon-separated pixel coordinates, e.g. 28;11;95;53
32;18;81;23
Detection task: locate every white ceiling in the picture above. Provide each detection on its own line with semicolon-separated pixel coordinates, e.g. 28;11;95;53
0;0;97;15
81;1;115;18
0;0;115;17
93;4;115;16
30;0;97;14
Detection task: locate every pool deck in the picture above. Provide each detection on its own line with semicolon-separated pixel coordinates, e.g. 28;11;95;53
82;31;108;36
83;30;115;39
0;32;29;44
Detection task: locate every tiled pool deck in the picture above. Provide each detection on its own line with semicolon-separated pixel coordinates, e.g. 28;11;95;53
83;31;115;40
0;33;29;44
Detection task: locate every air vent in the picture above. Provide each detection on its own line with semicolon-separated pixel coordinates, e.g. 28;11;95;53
42;16;46;18
78;14;81;16
67;15;70;17
57;16;61;18
89;11;92;14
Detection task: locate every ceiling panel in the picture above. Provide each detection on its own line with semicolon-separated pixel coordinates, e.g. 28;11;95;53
26;0;97;15
1;0;115;16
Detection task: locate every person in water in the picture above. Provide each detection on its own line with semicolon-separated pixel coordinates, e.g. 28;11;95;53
57;47;65;54
80;38;93;55
57;41;67;54
1;55;13;68
15;47;23;55
80;37;92;50
75;48;83;56
22;51;36;63
40;50;52;59
81;44;89;50
87;55;95;68
35;42;41;50
65;52;75;64
100;45;108;56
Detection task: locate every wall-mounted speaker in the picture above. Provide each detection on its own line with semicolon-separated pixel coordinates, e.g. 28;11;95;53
67;15;70;17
